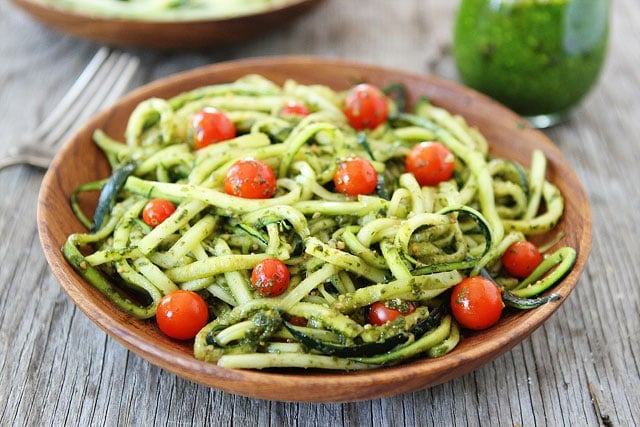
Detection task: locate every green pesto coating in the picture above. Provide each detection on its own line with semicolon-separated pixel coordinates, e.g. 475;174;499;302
454;0;608;116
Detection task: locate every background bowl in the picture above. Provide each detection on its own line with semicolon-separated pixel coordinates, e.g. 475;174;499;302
37;56;592;402
11;0;324;49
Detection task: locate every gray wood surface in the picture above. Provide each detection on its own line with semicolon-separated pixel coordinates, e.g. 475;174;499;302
1;1;638;425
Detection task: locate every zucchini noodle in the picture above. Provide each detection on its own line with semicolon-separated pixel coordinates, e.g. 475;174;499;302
64;74;575;370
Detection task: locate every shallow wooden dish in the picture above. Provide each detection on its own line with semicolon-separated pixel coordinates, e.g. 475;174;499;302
12;0;324;49
37;56;592;402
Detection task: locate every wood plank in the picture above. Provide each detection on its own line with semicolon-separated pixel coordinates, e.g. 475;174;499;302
1;0;639;424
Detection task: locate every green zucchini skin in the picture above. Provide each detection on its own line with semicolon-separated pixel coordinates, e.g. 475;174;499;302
283;305;446;358
479;268;563;309
376;175;391;201
383;82;409;113
356;131;376;161
283;322;409;357
409;304;446;336
502;290;561;309
91;161;137;232
62;237;158;319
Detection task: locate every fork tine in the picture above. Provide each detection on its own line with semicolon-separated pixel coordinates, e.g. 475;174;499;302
0;47;139;172
41;50;140;148
101;54;140;109
31;46;111;141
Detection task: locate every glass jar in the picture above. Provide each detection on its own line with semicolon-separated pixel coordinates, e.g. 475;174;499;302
453;0;609;128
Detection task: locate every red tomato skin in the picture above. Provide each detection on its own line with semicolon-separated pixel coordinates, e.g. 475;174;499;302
368;301;416;326
502;240;543;278
280;100;311;117
343;83;389;130
224;158;277;199
287;316;308;327
156;290;209;340
450;276;503;330
190;107;236;150
251;259;291;297
405;141;455;186
333;157;378;197
142;198;176;227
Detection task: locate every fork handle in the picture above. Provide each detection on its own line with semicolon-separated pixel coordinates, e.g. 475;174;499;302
0;153;51;171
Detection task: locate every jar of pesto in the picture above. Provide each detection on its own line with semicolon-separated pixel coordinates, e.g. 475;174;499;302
453;0;609;128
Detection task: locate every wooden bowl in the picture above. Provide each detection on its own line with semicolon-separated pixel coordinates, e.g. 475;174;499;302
37;56;592;402
11;0;324;49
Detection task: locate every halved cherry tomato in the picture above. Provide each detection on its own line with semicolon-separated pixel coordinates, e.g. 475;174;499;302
224;158;277;199
189;107;236;150
502;240;543;278
405;141;455;186
368;300;416;326
333;156;378;197
280;100;310;117
343;83;389;130
142;198;176;227
156;290;209;340
251;258;291;297
450;276;503;330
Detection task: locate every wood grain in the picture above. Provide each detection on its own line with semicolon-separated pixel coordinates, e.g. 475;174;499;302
1;0;639;424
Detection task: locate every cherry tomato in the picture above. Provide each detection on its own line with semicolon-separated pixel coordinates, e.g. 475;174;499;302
343;83;389;130
156;290;209;340
224;158;277;199
502;240;543;278
450;276;503;330
405;141;455;186
142;198;176;227
368;300;416;326
280;100;311;117
189;107;236;150
287;315;308;327
333;156;378;196
251;258;291;297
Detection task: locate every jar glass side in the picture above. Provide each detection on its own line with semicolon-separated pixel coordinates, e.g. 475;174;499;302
453;0;609;128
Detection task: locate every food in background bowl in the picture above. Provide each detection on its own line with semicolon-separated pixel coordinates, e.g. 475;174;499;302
30;0;300;21
12;0;325;48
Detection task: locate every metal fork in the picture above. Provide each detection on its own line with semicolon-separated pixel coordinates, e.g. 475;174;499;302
0;46;140;171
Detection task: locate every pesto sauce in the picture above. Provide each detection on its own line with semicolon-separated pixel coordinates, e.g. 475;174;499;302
453;0;608;116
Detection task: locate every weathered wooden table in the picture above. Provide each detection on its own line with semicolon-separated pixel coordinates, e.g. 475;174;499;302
1;1;638;425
